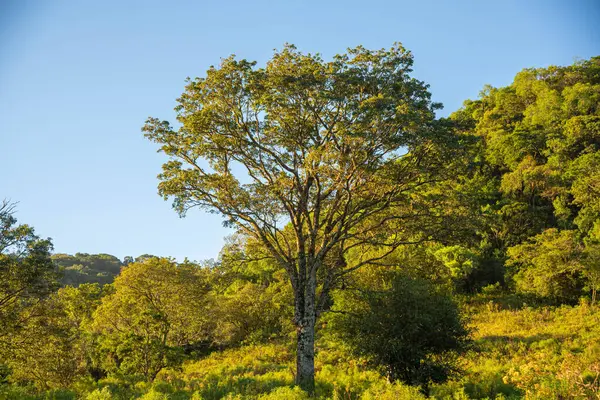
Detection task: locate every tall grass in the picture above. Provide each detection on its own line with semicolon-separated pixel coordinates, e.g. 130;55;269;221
3;299;598;399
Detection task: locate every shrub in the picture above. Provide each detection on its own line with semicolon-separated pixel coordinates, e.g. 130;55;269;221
327;274;470;387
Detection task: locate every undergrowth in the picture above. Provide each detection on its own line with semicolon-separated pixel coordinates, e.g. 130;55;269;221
2;299;598;399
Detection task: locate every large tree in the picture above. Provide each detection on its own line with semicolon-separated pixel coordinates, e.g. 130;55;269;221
143;43;455;392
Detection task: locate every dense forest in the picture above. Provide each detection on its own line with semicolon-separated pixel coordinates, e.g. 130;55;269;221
1;48;599;399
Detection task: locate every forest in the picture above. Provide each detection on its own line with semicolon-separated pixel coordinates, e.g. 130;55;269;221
1;46;599;399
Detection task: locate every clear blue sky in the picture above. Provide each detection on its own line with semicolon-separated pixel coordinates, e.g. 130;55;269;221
1;0;598;262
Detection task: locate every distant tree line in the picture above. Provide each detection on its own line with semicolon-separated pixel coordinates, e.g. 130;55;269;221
53;253;158;287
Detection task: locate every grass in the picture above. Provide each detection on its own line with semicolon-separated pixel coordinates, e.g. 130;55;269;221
2;298;599;399
431;297;600;399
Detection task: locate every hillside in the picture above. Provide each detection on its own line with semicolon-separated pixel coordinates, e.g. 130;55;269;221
53;253;123;286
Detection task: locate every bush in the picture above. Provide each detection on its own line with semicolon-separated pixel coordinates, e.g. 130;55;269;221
327;274;470;387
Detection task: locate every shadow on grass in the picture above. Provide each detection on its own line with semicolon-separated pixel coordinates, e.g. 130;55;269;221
461;292;559;312
479;333;560;344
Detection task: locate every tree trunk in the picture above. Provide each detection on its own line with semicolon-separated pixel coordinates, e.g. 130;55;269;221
296;312;316;393
294;265;317;394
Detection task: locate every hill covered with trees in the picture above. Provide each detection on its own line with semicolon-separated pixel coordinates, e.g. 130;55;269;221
53;253;123;286
53;253;160;287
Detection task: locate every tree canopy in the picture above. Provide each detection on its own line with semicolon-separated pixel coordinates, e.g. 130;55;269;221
448;56;600;301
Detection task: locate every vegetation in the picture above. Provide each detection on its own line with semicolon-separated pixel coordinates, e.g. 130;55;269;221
53;253;123;287
0;200;58;340
446;295;600;399
1;48;599;398
327;274;470;388
92;258;215;381
1;299;598;399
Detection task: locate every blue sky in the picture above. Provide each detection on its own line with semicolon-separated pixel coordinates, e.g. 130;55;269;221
1;0;598;262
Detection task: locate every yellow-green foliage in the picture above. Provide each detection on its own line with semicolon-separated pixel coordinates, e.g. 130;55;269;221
3;301;599;399
158;344;294;399
85;387;112;400
152;343;426;400
432;300;600;399
92;258;215;380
